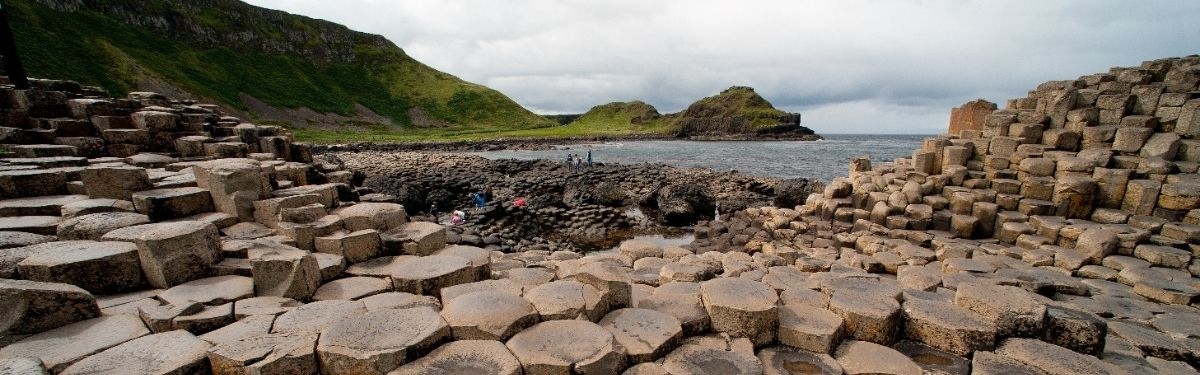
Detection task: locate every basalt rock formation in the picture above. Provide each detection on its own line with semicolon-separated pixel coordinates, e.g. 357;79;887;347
2;55;1200;375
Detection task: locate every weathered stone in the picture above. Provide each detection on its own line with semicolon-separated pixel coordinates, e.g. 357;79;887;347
523;279;609;321
382;221;446;256
833;340;921;375
207;331;318;375
995;338;1121;375
661;335;763;375
101;221;221;288
954;283;1046;337
59;330;210;375
158;275;253;306
700;277;779;346
390;254;474;295
172;302;234;334
757;346;843;375
620;239;663;261
901;298;996;356
575;260;634;309
1141;132;1182;159
1076;228;1119;265
130;187;214;221
16;240;143;294
78;165;150;200
777;303;843;354
599;308;683;363
316;306;449;375
433;244;491;280
505;320;625;375
56;212;149;241
391;339;522;375
0;279;100;335
192;158;268;221
1043;305;1107;355
313;229;381;264
828;291;901;346
252;250;321;300
271;300;367;335
312;276;392;301
1159;182;1200;211
971;351;1045;375
0;315;149;373
440;290;538;341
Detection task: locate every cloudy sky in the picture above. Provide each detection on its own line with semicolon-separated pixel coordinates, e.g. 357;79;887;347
243;0;1198;134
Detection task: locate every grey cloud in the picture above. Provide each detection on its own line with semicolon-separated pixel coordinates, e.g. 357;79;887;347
244;0;1200;134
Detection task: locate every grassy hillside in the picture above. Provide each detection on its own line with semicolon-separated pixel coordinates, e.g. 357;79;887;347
4;0;553;133
677;86;792;129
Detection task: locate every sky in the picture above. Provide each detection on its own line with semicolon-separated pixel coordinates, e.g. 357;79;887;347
243;0;1199;134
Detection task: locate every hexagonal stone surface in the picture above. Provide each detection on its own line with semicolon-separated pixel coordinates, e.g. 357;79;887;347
639;282;710;335
59;330;211;375
834;340;921;375
778;303;844;354
700;277;779;346
661;335;764;375
389;254;475;295
828;290;902;345
505;320;625;375
433;244;491;279
901;299;996;356
101;221;221;288
893;341;971;375
522;279;609;321
0;315;149;373
361;292;440;311
954;283;1046;337
56;212;149;241
271;300;368;335
599;308;683;363
440;290;538;341
0;357;47;375
232;296;300;319
208;331;318;375
316;306;449;375
757;346;843;375
16;240;144;294
312;276;393;301
391;340;522;375
994;338;1122;375
157;275;253;306
438;279;522;306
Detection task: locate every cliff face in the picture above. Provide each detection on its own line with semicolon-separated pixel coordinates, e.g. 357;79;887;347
5;0;553;130
672;86;813;138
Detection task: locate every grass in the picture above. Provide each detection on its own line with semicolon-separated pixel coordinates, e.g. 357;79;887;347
3;0;552;130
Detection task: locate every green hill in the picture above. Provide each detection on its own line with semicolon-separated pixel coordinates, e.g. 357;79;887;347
3;0;553;137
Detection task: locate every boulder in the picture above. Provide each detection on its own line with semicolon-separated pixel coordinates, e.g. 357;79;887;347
78;165;150;200
828;291;901;345
313;229;381;264
333;202;407;232
192;158;268;221
655;183;715;226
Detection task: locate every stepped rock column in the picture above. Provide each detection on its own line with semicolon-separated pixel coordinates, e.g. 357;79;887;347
193;158;270;222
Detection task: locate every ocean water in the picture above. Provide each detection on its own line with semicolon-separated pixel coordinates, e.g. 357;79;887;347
467;134;931;182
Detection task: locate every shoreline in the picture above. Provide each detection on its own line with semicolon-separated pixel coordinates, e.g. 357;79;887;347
308;133;824;152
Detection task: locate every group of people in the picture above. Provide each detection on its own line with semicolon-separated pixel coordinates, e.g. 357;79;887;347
565;150;593;170
432;187;531;226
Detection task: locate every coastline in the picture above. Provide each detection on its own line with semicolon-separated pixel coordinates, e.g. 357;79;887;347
308;132;824;152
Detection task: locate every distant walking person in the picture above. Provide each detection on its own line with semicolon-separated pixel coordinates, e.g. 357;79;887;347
574;155;582;170
566;153;574;166
472;191;486;211
587;150;593;167
714;202;721;222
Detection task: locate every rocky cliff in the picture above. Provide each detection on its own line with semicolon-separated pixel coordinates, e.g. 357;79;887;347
4;0;552;130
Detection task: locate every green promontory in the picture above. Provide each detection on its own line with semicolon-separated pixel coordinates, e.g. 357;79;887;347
4;0;553;133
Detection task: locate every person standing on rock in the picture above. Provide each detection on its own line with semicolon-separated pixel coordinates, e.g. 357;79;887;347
429;204;439;223
566;153;574;166
472;191;486;211
587;150;593;167
714;202;721;222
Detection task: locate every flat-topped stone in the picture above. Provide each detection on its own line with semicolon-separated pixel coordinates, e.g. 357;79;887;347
994;338;1121;375
441;290;538;341
232;296;300;319
251;250;320;300
834;340;921;375
56;212;149;241
271;300;367;335
828;290;902;345
314;229;381;264
312;276;392;301
700;277;779;346
777;303;844;354
0;315;149;373
0;169;67;198
59;329;210;375
391;339;522;375
758;346;843;375
661;335;763;375
0;216;60;235
207;331;318;375
383;221;446;256
316;306;449;375
158;275;253;306
505;320;625;375
130;187;214;221
599;308;683;363
0;195;88;217
389;254;474;295
901;298;996;356
954;283;1047;337
333;202;407;232
16;240;143;294
0;278;100;335
523;279;609;321
438;279;522;305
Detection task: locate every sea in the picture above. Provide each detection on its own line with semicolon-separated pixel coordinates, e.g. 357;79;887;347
466;134;932;183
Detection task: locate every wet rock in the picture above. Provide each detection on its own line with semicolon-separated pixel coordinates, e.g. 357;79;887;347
757;346;843;375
